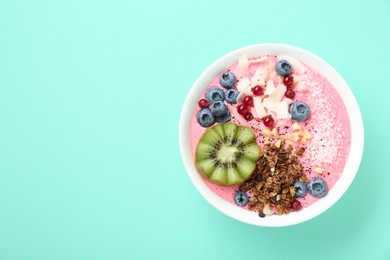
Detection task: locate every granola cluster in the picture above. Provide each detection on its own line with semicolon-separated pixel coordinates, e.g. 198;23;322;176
239;140;307;216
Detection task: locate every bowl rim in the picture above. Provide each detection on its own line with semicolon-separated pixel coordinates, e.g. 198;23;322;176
179;43;364;227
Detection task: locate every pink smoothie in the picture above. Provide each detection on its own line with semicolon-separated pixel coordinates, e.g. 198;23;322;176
190;54;351;211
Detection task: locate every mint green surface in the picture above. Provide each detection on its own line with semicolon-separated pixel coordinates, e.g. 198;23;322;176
0;1;389;259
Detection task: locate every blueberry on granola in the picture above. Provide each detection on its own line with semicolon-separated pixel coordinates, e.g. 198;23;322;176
234;191;249;206
294;181;308;198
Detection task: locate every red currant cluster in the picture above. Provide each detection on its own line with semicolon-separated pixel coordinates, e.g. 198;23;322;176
283;75;295;99
234;86;275;128
235;74;296;127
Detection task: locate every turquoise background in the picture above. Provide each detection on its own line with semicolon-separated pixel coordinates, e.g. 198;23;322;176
1;0;389;259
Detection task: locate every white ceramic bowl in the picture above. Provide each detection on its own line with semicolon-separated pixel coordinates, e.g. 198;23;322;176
179;43;364;227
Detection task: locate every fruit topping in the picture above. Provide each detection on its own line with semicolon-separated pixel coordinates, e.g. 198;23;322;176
243;96;254;107
195;123;261;186
262;115;275;128
219;71;236;89
285;88;295;99
211;101;227;117
307;177;328;198
291;200;302;211
252;85;264;96
234;191;249;206
205;87;224;104
244;113;254;121
237;104;249;116
290;101;310;122
196;108;215;128
283;75;294;87
275;60;292;76
215;111;231;123
293;181;308;198
198;98;210;108
224;89;238;104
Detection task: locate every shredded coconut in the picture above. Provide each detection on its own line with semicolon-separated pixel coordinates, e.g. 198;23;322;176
302;70;348;173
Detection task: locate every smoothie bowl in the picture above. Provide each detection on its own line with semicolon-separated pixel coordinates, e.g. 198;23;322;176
179;44;364;227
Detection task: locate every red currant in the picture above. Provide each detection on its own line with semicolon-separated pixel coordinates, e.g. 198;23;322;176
262;115;275;128
251;85;264;96
243;96;254;107
237;104;249;116
283;75;294;87
244;113;254;121
291;200;302;211
198;98;209;108
285;89;295;99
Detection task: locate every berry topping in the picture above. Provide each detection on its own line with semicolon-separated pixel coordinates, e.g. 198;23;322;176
237;104;249;116
198;99;209;108
285;89;295;99
219;71;236;89
211;101;227;117
283;75;294;87
294;181;308;198
290;101;310;122
244;113;254;121
224;89;239;104
234;191;249;206
291;200;302;211
196;108;215;127
262;115;275;128
252;85;264;96
243;96;254;107
215;111;231;123
275;60;292;76
205;87;224;104
307;178;328;198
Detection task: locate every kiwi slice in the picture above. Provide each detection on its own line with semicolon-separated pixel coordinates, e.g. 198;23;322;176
195;122;261;186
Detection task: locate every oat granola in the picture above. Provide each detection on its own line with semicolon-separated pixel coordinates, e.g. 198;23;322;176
239;140;307;216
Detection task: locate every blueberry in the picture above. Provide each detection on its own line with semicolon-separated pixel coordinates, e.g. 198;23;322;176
211;101;227;116
294;181;308;198
307;178;328;198
234;191;248;206
290;101;310;122
224;89;238;104
219;71;236;89
205;87;224;104
196;108;215;127
275;60;292;76
216;110;231;123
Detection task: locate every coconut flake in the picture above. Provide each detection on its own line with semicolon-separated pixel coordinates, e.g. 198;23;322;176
237;54;249;78
236;77;250;92
262;84;291;119
253;96;267;118
249;56;269;64
268;84;286;103
264;79;275;95
272;101;291;119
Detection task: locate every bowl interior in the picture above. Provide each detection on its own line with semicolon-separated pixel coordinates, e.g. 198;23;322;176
179;44;364;227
